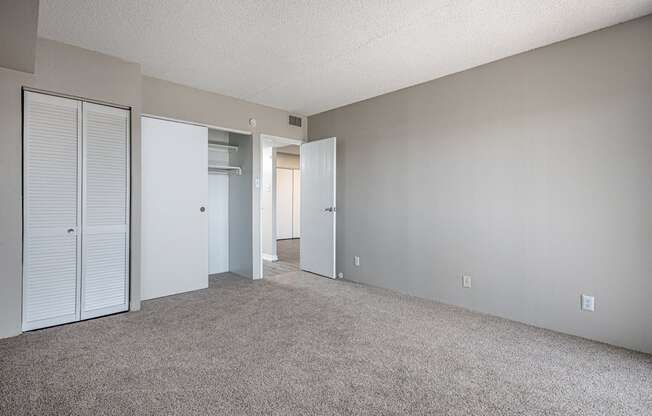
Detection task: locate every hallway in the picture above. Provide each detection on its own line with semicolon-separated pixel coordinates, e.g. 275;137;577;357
263;239;300;277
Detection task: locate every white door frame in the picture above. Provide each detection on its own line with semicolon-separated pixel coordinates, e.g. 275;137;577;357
256;134;303;279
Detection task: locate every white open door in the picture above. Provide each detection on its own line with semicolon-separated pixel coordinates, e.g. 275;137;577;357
141;117;208;300
300;137;336;278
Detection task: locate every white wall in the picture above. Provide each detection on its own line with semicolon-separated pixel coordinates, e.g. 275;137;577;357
292;169;300;239
261;141;276;259
276;168;294;239
277;151;301;239
208;129;230;274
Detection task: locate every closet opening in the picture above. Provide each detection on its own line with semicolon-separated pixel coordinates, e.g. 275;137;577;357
261;136;302;278
141;116;254;301
258;134;337;280
207;128;253;280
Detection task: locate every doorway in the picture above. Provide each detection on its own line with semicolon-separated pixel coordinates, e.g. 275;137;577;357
259;135;337;279
261;137;302;277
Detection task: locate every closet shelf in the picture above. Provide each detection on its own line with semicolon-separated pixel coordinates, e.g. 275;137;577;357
208;164;242;175
208;142;238;152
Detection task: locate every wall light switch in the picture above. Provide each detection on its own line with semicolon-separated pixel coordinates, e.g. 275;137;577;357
581;294;595;312
354;256;360;266
463;275;472;288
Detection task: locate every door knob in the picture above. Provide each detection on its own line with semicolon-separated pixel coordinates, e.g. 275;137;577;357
324;207;336;212
67;228;75;234
200;206;206;212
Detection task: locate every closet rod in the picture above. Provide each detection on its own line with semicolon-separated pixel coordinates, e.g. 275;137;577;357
208;165;242;176
208;143;239;152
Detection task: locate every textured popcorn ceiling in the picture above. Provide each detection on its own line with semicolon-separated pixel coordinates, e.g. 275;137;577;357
38;0;652;115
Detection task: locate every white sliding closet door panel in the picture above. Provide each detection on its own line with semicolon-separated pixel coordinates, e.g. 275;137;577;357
208;174;229;274
292;169;300;238
142;117;208;300
276;168;293;239
23;92;82;330
81;103;130;319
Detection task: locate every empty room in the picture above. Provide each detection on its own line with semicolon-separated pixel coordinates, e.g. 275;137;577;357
1;1;651;415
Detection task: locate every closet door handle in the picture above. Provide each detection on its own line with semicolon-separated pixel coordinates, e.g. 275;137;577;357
200;206;206;213
67;228;75;234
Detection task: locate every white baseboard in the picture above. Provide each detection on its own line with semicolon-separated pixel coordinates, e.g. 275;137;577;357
262;253;278;262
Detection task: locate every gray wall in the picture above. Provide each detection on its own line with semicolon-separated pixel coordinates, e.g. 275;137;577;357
0;38;143;339
142;76;306;141
308;16;652;354
1;31;308;338
228;133;254;278
0;67;33;338
142;76;308;280
0;0;39;73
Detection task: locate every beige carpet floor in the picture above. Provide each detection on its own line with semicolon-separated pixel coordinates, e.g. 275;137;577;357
1;272;650;415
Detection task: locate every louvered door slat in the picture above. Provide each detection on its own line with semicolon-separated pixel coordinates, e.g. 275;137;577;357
81;102;129;319
23;92;82;331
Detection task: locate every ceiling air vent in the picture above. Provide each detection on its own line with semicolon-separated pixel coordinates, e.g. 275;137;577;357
289;115;302;127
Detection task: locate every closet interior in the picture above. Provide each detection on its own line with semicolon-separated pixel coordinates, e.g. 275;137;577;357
207;128;253;277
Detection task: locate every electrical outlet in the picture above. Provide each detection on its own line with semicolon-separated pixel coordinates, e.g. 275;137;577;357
354;256;360;266
462;275;472;288
581;294;595;312
338;272;344;279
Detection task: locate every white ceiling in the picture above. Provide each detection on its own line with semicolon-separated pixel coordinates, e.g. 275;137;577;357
38;1;652;115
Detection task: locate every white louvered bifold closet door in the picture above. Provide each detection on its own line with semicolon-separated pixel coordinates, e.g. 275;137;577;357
23;92;82;331
81;103;130;319
23;92;130;331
